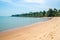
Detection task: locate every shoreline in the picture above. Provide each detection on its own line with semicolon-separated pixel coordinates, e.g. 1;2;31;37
1;17;52;33
1;17;60;40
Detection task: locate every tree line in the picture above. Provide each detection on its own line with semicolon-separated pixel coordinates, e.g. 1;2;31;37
12;8;60;17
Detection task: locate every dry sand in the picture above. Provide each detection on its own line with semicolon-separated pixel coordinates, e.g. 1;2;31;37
0;17;60;40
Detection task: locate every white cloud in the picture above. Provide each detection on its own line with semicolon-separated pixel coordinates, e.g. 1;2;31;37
0;0;60;6
0;0;60;10
0;0;46;6
0;0;48;10
24;0;45;4
0;0;12;3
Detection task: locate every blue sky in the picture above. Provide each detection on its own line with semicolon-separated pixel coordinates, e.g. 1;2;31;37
0;0;60;16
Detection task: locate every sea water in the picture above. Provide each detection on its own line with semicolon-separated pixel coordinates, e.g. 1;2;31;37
0;16;50;32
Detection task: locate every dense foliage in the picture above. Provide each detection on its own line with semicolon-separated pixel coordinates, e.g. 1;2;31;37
12;8;60;17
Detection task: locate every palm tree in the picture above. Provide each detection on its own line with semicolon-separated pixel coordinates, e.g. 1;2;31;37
54;8;57;16
59;9;60;13
47;8;55;17
42;10;46;16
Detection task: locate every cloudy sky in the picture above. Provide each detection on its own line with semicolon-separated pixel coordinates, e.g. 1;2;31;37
0;0;60;16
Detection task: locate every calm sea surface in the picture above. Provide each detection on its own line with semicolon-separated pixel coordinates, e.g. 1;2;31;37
0;16;50;32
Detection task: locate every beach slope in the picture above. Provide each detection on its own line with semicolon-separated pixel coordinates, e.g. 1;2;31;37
1;17;60;40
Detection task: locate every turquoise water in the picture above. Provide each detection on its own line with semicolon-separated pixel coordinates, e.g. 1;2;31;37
0;16;50;32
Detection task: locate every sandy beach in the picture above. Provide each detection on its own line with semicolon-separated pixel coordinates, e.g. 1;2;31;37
0;17;60;40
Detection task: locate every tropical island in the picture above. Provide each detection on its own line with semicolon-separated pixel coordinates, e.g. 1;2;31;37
12;8;60;17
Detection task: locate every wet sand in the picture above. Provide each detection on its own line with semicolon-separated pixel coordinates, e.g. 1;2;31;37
0;17;60;40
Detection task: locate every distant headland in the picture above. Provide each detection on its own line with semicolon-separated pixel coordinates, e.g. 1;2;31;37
12;8;60;17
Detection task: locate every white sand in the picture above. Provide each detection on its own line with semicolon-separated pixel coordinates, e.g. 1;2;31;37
0;17;60;40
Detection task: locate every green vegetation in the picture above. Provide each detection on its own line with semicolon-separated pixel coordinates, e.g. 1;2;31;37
12;8;60;17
